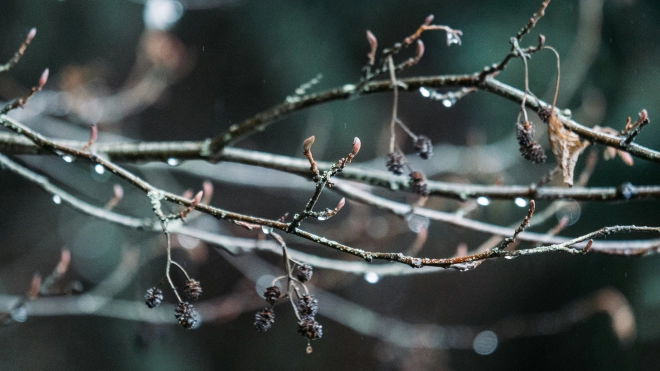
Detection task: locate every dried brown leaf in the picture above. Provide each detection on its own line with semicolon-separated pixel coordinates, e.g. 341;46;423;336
546;112;588;187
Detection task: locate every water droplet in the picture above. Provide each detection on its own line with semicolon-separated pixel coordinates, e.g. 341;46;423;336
177;234;200;250
442;98;455;108
419;87;431;98
306;345;313;354
62;155;74;163
447;33;461;46
364;272;380;284
261;225;273;235
555;199;581;226
90;164;111;183
514;197;527;208
450;261;479;271
473;330;498;355
504;255;518;260
167;158;180;166
52;195;62;204
617;182;634;200
10;306;27;323
476;197;490;206
316;215;328;221
406;214;430;233
367;216;389;239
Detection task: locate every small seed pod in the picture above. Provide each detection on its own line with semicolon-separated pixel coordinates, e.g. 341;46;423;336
409;171;429;196
537;107;552;123
296;264;313;283
174;302;197;329
297;295;319;318
413;135;433;159
144;287;163;309
183;279;203;300
516;121;546;164
297;318;323;340
254;308;276;332
263;286;282;306
386;152;405;175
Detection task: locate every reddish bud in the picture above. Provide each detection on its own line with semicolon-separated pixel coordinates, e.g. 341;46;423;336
366;30;378;50
538;34;545;46
415;40;425;61
192;190;203;205
352;137;361;155
337;197;346;210
26;28;37;43
639;109;648;123
583;239;593;253
202;180;213;204
38;68;49;88
617;150;634;166
424;14;435;25
366;30;378;66
89;123;98;144
603;147;616;160
28;273;41;300
57;249;71;275
455;243;468;257
181;189;194;200
303;135;315;152
113;184;124;200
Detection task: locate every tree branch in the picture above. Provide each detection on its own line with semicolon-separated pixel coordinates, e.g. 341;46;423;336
1;132;658;201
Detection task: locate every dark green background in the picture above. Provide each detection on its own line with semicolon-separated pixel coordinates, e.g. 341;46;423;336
1;0;660;370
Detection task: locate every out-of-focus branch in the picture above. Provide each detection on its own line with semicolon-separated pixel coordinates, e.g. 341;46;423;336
2;150;659;274
3;151;659;260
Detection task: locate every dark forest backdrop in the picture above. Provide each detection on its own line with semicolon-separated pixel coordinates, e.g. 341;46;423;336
1;0;660;370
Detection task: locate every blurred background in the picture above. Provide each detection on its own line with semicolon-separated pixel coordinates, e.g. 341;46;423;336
1;0;660;370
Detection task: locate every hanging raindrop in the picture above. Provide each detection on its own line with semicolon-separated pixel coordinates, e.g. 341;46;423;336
261;225;273;235
447;32;461;46
514;197;527;208
406;214;430;233
477;197;490;206
364;272;380;284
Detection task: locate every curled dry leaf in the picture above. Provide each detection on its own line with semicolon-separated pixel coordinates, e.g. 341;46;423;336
544;109;589;187
594;126;634;166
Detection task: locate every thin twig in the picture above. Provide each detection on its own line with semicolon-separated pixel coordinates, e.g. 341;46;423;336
0;28;36;73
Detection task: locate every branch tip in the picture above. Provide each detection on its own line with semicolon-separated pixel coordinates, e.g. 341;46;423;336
38;68;49;88
28;273;41;300
303;135;315;152
352;137;361;155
